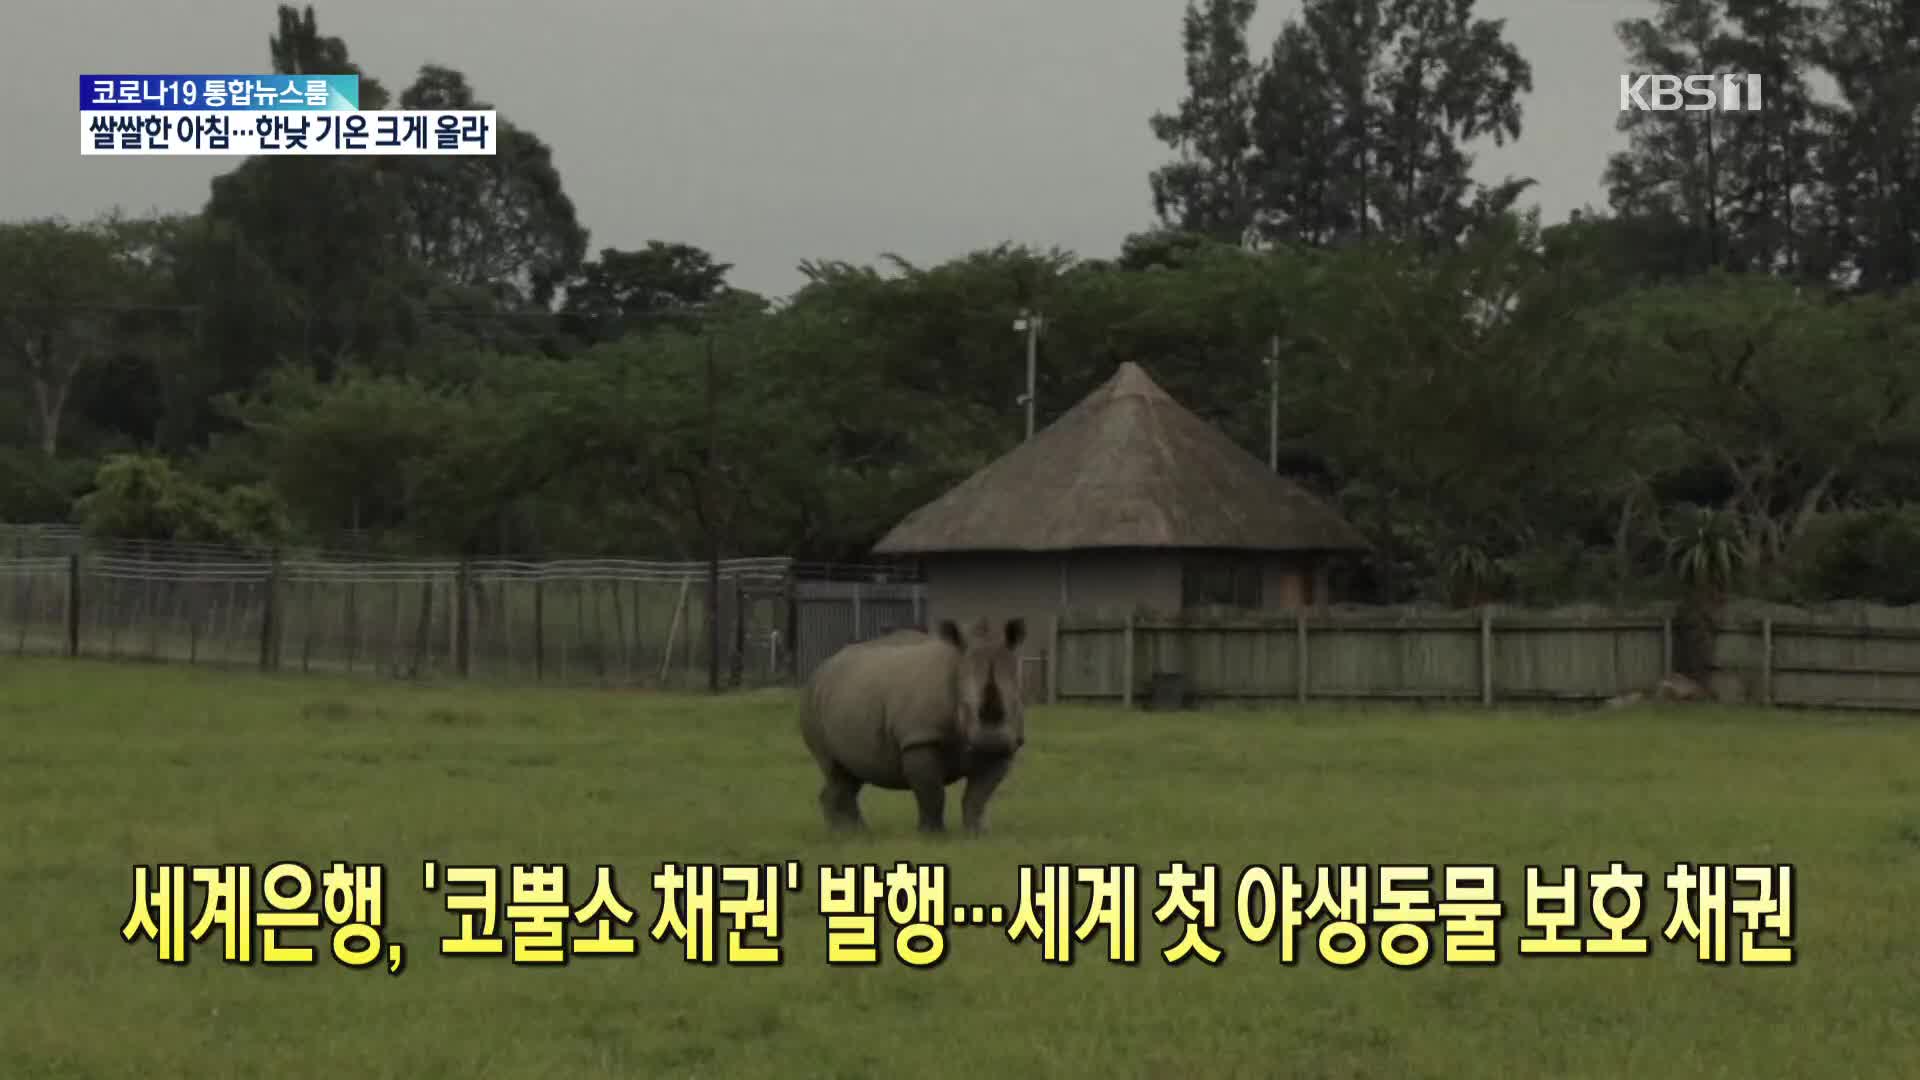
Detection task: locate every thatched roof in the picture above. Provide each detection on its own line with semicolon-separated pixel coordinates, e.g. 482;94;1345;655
873;362;1370;555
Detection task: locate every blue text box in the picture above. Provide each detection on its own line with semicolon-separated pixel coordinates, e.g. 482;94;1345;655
80;74;358;111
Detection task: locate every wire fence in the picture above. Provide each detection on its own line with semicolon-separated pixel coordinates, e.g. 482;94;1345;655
0;524;926;688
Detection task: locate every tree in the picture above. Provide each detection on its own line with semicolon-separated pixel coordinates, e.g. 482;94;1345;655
559;241;741;345
1812;0;1920;290
202;7;589;383
134;213;302;448
1052;238;1302;454
1245;18;1341;247
202;7;409;382
1610;274;1920;581
1719;0;1831;279
269;4;390;106
1247;0;1535;250
0;218;133;457
1111;227;1219;271
1275;212;1652;600
1604;0;1830;279
1148;0;1263;245
1538;207;1704;297
222;366;457;545
391;65;588;308
792;244;1078;433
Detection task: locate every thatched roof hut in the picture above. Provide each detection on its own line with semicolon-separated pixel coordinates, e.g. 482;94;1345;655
873;362;1368;659
875;361;1368;555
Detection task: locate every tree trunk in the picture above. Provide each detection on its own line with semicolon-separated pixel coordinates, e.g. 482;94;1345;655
31;376;67;458
1672;589;1722;682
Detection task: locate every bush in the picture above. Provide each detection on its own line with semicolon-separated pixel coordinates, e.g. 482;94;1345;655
72;452;292;548
1788;507;1920;604
0;449;95;523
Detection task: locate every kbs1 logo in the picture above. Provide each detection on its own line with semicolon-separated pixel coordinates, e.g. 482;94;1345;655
1619;73;1763;112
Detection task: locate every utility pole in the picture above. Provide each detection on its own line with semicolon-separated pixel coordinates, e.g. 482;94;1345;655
1266;333;1280;471
705;330;721;693
1014;310;1042;439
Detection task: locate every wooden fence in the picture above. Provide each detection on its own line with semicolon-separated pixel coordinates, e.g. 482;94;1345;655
1045;603;1920;712
7;522;1916;711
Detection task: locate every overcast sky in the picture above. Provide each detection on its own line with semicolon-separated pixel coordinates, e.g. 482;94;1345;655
5;0;1648;299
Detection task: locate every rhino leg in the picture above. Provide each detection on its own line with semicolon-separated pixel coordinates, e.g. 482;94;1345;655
961;753;1013;835
818;760;866;832
901;745;948;833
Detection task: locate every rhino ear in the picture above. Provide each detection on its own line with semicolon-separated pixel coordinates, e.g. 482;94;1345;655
937;620;965;650
1003;617;1027;649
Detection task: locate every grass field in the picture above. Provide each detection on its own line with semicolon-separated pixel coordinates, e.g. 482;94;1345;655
3;656;1917;1078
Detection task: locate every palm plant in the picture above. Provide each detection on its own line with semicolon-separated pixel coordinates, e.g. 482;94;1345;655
1664;504;1747;678
1442;543;1505;607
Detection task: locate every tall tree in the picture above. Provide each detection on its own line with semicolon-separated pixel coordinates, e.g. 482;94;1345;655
392;65;588;308
0;218;133;457
1247;0;1534;250
1721;0;1830;278
60;212;206;452
1148;0;1262;245
1605;0;1830;279
1607;1;1736;275
1813;0;1920;290
203;5;407;381
1246;18;1341;246
268;3;389;106
203;7;589;381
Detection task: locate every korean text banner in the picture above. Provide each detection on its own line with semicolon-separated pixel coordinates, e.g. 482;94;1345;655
80;74;360;111
80;110;497;156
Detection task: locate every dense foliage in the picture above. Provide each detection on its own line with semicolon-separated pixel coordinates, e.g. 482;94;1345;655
4;0;1919;609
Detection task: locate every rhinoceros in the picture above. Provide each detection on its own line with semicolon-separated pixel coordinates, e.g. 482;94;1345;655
799;616;1028;834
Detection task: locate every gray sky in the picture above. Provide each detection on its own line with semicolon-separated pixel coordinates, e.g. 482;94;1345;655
6;0;1647;299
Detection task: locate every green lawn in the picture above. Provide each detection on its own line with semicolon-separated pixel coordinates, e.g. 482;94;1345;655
2;657;1916;1078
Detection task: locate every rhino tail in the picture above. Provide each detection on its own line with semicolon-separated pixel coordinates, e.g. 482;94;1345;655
798;682;828;768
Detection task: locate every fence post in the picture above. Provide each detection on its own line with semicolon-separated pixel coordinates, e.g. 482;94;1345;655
1761;616;1773;706
258;550;280;673
65;552;80;658
784;570;800;684
1480;605;1494;706
851;583;863;641
455;557;472;678
730;578;746;687
1661;615;1674;674
1121;612;1135;708
1046;614;1060;705
1295;608;1309;704
409;577;433;680
533;575;546;682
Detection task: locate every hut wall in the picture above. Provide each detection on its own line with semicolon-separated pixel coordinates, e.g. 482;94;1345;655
1260;555;1324;610
1178;550;1332;612
923;550;1181;655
